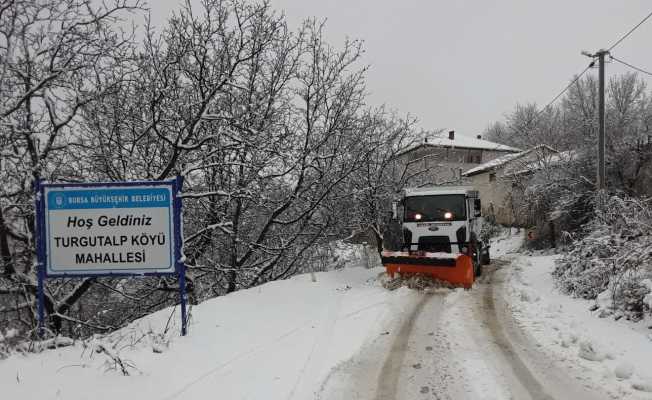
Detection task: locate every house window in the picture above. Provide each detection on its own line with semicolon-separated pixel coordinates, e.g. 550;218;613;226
489;173;496;182
465;151;482;164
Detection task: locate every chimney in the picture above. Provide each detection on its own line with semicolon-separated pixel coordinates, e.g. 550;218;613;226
448;130;455;140
477;134;482;139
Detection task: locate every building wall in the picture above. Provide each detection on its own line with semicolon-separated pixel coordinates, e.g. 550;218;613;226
467;150;554;226
397;145;515;186
632;147;652;197
468;173;516;225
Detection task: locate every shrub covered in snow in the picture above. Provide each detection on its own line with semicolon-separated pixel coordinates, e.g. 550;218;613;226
511;151;596;249
553;193;652;321
301;241;379;272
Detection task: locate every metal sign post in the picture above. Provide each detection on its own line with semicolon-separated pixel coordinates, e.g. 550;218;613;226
173;175;188;336
35;178;187;337
34;179;46;337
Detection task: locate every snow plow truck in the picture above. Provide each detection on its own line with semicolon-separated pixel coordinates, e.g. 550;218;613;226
381;186;490;289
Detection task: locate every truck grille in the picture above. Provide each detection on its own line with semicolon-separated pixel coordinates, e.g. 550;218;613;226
418;236;451;253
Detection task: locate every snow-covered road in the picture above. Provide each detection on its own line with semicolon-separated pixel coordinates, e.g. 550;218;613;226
3;235;652;399
319;289;450;400
319;258;609;400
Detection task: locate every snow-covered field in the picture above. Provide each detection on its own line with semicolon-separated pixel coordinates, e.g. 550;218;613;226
2;231;652;400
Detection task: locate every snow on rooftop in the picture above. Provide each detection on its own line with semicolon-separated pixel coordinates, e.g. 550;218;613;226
396;133;521;159
462;144;559;176
424;133;521;152
512;149;576;175
462;151;527;176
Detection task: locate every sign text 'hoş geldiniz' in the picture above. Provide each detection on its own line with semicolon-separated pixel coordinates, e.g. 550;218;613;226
42;183;178;276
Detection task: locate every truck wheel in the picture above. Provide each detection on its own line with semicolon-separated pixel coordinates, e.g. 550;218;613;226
481;246;491;265
475;243;483;277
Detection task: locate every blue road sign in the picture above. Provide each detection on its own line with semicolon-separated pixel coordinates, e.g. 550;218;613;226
35;178;188;335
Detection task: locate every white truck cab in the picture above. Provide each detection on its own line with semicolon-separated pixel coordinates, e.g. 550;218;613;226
391;186;489;275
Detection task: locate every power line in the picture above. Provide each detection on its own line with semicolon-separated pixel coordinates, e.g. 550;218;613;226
506;63;594;139
505;9;652;133
607;9;652;52
578;10;652;191
539;63;594;113
545;9;652;113
610;55;652;77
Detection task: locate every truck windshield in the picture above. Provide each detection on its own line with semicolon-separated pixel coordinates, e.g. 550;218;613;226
404;194;466;222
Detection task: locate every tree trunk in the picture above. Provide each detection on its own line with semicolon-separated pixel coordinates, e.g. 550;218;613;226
0;206;14;276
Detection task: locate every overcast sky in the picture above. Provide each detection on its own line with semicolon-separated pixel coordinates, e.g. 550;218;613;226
149;0;652;138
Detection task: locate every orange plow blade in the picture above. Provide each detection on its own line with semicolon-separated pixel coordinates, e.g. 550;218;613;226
380;251;474;289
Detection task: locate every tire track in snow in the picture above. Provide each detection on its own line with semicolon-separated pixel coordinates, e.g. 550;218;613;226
161;324;309;400
477;266;554;400
286;289;344;400
290;293;387;399
477;259;610;400
374;293;432;400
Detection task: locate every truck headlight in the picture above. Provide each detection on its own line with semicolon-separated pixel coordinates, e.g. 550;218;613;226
444;212;453;220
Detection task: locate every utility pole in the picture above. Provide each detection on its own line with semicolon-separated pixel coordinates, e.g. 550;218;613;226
582;49;608;190
597;50;607;190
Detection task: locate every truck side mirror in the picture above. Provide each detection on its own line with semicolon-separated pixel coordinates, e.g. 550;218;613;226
474;199;482;217
391;201;398;220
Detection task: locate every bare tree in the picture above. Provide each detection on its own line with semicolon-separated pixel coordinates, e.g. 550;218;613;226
336;110;422;254
0;0;143;334
178;17;381;293
1;0;464;340
605;73;652;193
80;2;384;300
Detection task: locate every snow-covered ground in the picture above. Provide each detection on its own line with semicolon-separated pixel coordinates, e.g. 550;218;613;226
506;251;652;399
2;231;652;399
1;266;401;400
